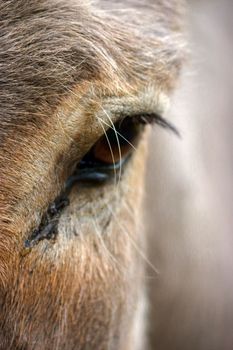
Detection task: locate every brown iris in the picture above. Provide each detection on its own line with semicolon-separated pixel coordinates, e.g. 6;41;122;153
80;116;142;168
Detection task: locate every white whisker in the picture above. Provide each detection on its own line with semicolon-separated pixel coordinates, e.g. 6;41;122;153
99;106;123;187
96;116;137;151
91;214;126;275
107;203;159;275
97;117;118;186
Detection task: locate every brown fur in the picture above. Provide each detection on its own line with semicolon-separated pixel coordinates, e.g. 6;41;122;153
0;1;184;349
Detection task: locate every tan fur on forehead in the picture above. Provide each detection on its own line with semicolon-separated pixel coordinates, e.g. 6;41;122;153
0;0;184;129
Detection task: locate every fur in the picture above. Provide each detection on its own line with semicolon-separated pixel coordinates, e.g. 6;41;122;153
0;1;184;349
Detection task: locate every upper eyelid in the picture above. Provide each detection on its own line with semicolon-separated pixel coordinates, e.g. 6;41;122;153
100;90;170;118
97;89;176;130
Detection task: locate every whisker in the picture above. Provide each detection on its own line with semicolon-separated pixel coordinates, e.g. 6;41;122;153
107;204;159;275
91;215;126;275
120;201;159;279
97;117;118;186
99;106;123;187
96;116;137;151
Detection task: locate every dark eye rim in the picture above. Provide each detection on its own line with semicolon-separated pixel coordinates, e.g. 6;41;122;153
74;112;179;179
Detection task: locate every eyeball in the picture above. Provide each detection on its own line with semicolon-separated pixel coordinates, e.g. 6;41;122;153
80;117;142;168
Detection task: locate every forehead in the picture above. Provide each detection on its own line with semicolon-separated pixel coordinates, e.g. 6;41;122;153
0;0;184;139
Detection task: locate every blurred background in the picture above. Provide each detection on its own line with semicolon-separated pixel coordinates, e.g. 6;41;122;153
146;0;233;349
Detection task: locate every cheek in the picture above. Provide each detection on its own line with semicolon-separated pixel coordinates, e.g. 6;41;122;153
1;135;149;349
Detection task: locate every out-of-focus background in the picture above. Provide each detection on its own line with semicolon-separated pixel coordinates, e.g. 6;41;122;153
146;1;233;349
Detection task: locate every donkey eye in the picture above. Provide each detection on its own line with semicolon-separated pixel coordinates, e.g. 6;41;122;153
77;117;142;181
67;113;177;184
84;117;141;165
92;118;139;164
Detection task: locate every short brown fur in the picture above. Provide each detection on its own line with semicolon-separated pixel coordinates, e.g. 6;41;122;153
0;1;184;349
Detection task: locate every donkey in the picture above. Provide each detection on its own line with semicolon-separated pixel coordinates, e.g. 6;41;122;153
0;1;184;349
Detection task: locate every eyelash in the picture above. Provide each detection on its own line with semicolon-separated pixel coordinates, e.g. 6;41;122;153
131;113;180;137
